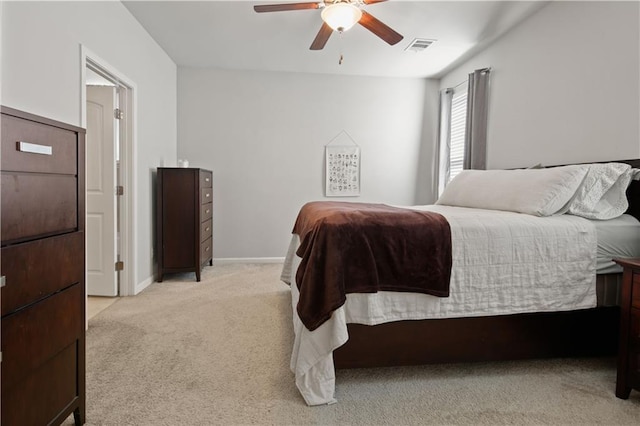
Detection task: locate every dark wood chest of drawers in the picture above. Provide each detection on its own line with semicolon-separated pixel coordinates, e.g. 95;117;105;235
613;258;640;399
1;106;86;425
156;168;213;282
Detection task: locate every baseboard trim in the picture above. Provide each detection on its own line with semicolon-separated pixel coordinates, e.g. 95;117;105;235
135;276;153;295
213;257;285;264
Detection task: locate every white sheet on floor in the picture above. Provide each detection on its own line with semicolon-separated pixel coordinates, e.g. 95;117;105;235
281;205;598;406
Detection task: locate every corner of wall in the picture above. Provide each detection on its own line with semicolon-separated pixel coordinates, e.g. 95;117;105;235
135;276;154;296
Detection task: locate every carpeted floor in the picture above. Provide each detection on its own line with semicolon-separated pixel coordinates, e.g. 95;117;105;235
68;263;640;425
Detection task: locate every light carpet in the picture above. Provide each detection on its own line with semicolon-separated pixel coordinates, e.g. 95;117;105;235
68;263;639;425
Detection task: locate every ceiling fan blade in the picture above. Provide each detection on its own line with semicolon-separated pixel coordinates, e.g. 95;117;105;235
362;0;388;4
358;10;403;46
254;2;320;13
310;22;333;50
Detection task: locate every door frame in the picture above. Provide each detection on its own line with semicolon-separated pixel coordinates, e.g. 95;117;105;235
80;45;137;297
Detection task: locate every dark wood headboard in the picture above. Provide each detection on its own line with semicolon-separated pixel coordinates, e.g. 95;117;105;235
549;159;640;222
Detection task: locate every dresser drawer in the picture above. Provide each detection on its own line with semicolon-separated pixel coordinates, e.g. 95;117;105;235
201;219;212;242
201;202;213;222
1;342;79;426
1;282;83;390
201;237;212;262
200;187;212;204
632;272;640;309
1;172;77;243
1;114;77;174
199;170;212;188
1;232;84;315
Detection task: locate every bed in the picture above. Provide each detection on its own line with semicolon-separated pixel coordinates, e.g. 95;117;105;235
281;159;640;405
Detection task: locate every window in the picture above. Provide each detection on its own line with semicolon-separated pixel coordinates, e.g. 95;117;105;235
448;87;467;182
437;68;490;198
437;84;468;197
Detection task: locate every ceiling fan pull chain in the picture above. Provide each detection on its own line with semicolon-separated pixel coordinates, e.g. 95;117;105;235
338;31;344;65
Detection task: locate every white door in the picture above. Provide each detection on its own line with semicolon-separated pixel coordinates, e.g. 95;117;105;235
86;85;118;296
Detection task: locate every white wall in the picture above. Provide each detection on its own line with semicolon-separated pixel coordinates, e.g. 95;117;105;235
178;68;438;258
440;1;640;169
1;1;178;287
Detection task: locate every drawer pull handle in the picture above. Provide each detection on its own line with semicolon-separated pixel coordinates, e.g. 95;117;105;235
205;246;210;251
205;227;210;232
206;177;210;182
206;193;210;198
206;209;210;214
17;141;53;155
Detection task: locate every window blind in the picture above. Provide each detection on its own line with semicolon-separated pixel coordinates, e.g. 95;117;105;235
449;89;467;182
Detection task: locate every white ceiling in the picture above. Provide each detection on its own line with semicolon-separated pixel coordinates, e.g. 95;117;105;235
122;0;548;79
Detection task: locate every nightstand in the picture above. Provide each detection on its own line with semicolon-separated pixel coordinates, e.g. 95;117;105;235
613;258;640;399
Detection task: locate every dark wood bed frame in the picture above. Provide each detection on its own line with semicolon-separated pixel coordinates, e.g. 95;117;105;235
334;159;640;369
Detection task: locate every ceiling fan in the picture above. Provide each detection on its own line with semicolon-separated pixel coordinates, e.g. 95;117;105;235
254;0;403;50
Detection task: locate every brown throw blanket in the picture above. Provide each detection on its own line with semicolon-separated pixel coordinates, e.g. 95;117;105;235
293;201;452;331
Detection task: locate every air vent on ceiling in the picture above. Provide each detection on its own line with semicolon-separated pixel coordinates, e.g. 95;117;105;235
405;38;435;53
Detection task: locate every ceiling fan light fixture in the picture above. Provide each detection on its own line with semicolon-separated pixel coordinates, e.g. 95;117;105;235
321;3;362;32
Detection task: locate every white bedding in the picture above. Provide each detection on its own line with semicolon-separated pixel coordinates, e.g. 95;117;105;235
281;205;598;406
593;214;640;273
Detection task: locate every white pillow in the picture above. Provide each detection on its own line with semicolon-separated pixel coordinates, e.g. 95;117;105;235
436;165;589;217
567;163;632;220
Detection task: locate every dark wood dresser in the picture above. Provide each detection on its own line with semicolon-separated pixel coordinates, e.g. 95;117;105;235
613;257;640;399
156;167;213;282
1;106;86;424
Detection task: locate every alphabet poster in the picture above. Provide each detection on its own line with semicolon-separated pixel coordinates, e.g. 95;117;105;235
326;146;360;197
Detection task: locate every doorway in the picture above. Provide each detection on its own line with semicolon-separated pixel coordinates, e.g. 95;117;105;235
86;75;119;296
81;47;136;301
